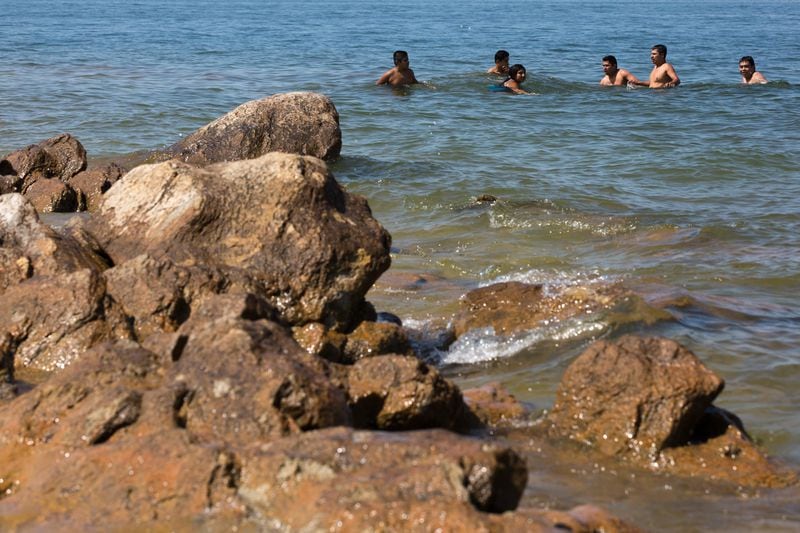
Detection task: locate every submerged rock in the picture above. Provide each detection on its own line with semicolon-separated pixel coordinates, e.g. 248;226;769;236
162;92;342;164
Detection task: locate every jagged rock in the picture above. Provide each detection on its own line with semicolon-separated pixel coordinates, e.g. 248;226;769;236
161;92;341;164
22;178;79;213
346;354;466;430
0;194;109;294
342;320;413;362
0;174;21;194
292;321;348;362
67;162;126;212
87;153;391;330
547;336;724;458
3;134;87;194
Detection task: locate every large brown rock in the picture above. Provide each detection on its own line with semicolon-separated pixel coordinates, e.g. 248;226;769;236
162;92;341;164
346;354;467;430
21;178;79;213
87;153;391;330
454;281;670;339
547;336;724;459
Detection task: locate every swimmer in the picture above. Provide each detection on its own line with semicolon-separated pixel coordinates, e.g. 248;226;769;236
376;50;419;87
599;55;644;86
487;50;510;76
739;56;768;84
501;64;531;94
630;44;680;89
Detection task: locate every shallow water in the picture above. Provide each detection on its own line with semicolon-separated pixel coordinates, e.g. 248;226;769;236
4;0;800;529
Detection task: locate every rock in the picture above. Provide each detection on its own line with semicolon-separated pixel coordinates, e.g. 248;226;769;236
67;162;126;212
547;336;724;459
0;173;21;194
462;382;529;427
87;153;391;330
162;92;341;164
237;427;528;526
346;354;467;430
342;320;413;362
3;134;87;193
0;194;111;294
22;178;79;213
453;281;670;339
167;301;352;441
292;322;348;362
0;268;132;372
476;194;498;203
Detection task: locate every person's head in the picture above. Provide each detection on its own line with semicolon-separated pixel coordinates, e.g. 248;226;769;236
393;50;410;67
494;50;510;65
602;55;618;75
651;44;667;64
739;55;756;78
508;64;526;82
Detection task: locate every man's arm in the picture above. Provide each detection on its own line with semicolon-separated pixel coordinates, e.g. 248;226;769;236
663;64;680;87
623;69;644;86
409;69;419;84
751;71;768;84
376;69;394;85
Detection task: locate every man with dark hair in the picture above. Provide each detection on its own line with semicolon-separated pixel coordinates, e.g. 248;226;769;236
631;44;680;88
599;55;643;86
739;56;768;84
376;50;419;87
488;50;510;75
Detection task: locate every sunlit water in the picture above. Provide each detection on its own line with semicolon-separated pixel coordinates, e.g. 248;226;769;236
3;0;800;529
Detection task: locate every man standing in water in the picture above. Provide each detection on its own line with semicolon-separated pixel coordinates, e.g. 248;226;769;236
739;56;768;84
599;55;644;86
376;50;419;87
631;44;680;88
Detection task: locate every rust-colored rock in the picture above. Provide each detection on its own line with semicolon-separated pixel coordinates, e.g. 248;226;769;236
87;153;391;330
342;319;413;362
463;382;529;427
3;134;87;194
22;178;79;213
38;133;88;180
454;280;670;339
67;162;126;211
346;354;466;430
292;321;348;362
547;336;724;459
162;92;341;164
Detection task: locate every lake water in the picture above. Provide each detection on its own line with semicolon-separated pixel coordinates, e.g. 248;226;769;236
2;0;800;529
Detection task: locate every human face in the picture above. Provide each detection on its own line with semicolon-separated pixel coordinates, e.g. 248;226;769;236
602;60;617;75
515;69;526;82
739;61;754;79
650;48;664;65
497;59;509;73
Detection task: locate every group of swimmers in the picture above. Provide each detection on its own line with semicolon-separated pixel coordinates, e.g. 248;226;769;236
376;47;769;93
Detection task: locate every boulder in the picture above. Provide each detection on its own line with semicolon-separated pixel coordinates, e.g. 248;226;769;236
346;354;467;430
0;194;110;294
453;281;670;339
67;162;126;211
87;153;391;330
2;134;87;193
162;92;341;164
341;320;413;362
462;382;529;427
547;336;724;459
22;178;79;213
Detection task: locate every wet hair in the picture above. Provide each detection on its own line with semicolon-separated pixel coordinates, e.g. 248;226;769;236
739;56;756;68
602;55;618;66
393;50;409;66
506;64;526;82
652;44;667;56
494;50;510;63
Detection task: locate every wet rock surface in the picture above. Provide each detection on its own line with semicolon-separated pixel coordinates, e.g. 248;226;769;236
545;335;796;487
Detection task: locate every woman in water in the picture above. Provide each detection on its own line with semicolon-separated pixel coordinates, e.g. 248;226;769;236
501;64;531;94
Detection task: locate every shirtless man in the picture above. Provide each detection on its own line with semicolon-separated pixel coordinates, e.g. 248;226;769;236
599;55;643;86
739;56;768;84
376;50;419;87
630;44;680;88
488;50;510;76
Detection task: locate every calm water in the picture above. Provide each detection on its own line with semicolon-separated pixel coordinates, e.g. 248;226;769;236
3;0;800;529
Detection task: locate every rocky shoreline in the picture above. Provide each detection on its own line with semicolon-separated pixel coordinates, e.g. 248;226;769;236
1;92;796;531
